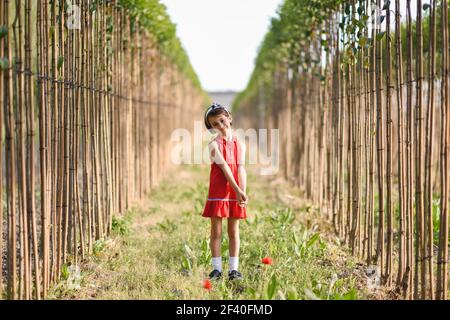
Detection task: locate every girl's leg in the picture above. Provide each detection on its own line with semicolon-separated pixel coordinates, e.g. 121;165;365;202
228;218;240;272
210;217;222;258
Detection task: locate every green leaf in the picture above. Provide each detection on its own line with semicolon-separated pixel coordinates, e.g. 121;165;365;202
61;264;69;280
342;289;358;300
49;25;55;38
357;20;366;29
292;231;299;245
358;36;368;48
287;287;298;300
57;56;64;70
0;58;9;70
376;31;386;41
267;274;277;299
306;233;320;248
346;24;355;34
90;1;97;13
0;25;8;39
181;256;191;271
246;287;256;297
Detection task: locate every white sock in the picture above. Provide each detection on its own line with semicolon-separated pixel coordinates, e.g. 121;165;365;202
212;256;222;272
229;256;239;271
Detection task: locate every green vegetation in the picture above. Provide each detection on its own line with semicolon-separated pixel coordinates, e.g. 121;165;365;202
233;0;450;111
48;165;375;300
233;0;343;111
119;0;205;95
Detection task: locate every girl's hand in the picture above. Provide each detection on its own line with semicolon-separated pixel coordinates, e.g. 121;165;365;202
237;191;248;207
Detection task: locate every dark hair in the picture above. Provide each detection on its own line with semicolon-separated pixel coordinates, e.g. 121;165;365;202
204;102;232;129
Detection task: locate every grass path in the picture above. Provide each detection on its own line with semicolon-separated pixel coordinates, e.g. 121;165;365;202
48;165;389;300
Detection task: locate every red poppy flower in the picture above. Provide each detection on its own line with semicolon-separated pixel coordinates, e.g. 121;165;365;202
203;279;212;290
262;257;273;265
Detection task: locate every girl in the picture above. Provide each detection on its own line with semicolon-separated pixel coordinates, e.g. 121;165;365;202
202;102;248;281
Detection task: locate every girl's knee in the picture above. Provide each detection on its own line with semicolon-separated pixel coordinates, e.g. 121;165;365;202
227;229;239;241
211;229;222;241
210;218;222;238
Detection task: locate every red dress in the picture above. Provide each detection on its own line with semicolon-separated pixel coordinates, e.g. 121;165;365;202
202;135;247;219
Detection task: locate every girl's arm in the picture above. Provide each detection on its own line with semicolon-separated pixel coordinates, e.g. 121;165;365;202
237;140;247;195
209;141;245;197
237;140;248;207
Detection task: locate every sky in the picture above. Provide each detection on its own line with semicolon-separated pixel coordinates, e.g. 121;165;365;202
160;0;419;93
160;0;284;93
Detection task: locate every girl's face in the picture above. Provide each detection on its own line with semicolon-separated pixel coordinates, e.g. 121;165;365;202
208;113;232;136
